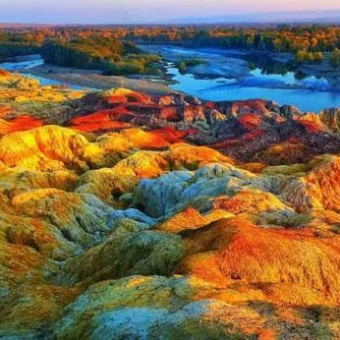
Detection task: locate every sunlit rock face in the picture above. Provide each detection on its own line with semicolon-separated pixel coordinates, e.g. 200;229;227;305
51;276;267;339
2;72;340;338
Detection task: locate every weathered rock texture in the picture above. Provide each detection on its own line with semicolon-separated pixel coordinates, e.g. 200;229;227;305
1;72;340;339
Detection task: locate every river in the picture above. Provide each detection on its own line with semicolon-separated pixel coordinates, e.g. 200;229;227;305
141;45;340;112
0;55;90;91
1;51;340;112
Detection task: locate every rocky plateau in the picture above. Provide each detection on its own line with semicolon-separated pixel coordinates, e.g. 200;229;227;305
1;70;340;339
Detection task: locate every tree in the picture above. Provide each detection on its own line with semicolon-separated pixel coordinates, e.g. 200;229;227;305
330;49;340;68
295;50;307;63
314;52;323;63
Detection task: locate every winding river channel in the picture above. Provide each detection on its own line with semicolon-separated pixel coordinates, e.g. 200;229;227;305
1;49;340;112
142;45;340;112
0;55;88;90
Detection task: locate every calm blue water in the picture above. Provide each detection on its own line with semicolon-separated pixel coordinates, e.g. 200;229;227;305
167;65;340;113
0;56;92;91
160;46;340;112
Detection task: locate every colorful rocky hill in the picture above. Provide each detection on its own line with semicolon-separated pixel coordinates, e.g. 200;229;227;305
1;71;340;338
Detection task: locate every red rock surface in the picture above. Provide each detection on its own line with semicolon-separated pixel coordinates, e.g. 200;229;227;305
1;73;340;338
0;115;43;134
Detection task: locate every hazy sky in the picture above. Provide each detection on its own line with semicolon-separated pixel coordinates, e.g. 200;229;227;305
0;0;339;24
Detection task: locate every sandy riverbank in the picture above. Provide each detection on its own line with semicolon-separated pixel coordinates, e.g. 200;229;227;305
21;63;176;95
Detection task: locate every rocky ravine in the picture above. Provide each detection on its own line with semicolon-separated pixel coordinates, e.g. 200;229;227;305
1;70;340;339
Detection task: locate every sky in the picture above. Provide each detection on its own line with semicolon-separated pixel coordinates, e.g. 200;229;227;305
0;0;339;24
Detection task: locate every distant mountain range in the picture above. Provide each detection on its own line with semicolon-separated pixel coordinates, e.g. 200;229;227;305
178;9;340;25
0;9;339;26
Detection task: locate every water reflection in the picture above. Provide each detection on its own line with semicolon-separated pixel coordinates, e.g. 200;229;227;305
167;64;340;112
156;45;340;112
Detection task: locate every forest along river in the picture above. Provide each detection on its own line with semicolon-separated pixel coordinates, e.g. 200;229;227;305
0;55;90;90
141;45;340;112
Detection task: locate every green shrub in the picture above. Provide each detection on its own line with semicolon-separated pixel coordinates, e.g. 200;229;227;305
177;58;205;73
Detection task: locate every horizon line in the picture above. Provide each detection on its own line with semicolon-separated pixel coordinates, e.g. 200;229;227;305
0;8;339;26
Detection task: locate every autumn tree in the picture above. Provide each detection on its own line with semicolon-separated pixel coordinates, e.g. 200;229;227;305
330;49;340;68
